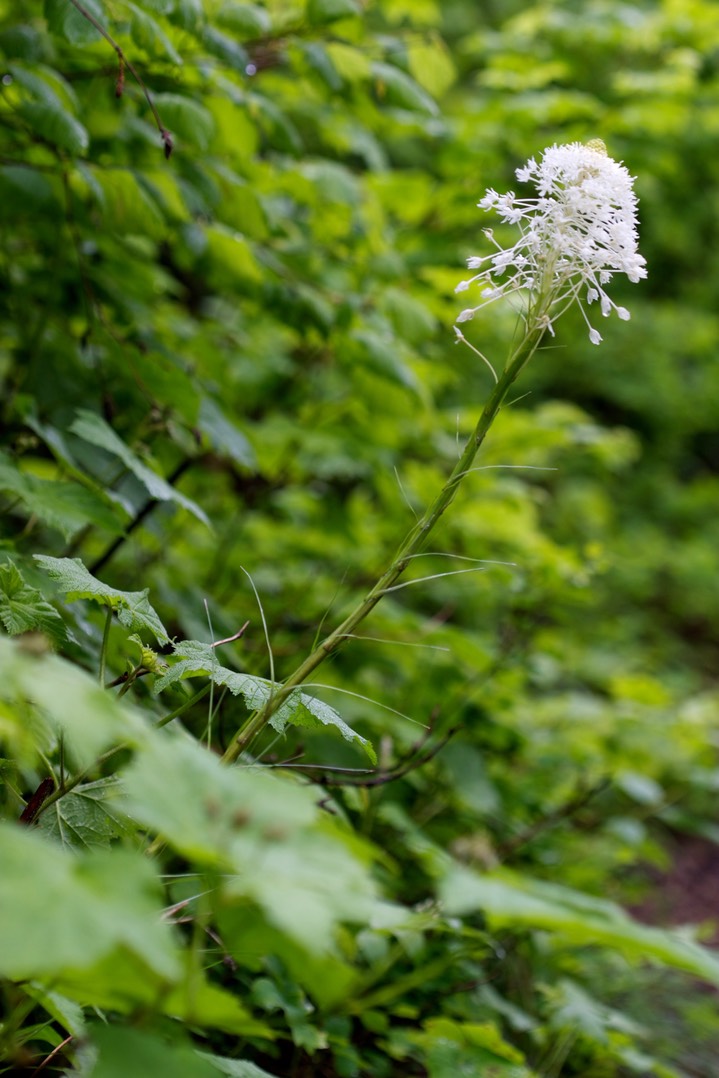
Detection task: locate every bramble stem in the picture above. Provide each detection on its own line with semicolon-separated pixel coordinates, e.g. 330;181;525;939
221;325;545;764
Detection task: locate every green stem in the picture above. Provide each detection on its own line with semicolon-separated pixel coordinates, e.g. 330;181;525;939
99;606;112;687
221;325;545;764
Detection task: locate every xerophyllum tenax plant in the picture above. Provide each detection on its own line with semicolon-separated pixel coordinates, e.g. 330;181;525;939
222;142;645;763
456;139;647;344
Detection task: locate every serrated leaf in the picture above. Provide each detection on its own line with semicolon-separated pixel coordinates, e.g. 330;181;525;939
44;0;105;44
0;561;67;644
200;1054;280;1078
372;61;439;115
0;825;178;981
153;93;216;151
153;639;375;760
307;0;360;24
441;865;719;987
34;555;169;644
38;778;136;849
70;409;210;526
0;451;127;540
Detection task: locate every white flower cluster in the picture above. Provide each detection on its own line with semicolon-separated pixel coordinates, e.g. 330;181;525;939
455;141;647;344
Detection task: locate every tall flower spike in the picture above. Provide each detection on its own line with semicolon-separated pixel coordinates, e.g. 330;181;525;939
456;141;647;344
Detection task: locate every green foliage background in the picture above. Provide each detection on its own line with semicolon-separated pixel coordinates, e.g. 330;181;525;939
1;0;719;1074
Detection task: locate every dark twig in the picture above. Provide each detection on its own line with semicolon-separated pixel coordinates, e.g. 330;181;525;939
497;777;611;861
89;457;193;575
67;0;173;157
19;777;55;825
283;712;461;789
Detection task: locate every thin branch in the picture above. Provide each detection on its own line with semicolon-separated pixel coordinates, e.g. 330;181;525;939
67;0;173;157
497;778;611;860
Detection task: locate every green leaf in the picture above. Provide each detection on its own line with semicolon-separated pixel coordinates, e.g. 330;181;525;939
0;560;67;644
371;61;439;115
17;100;89;154
95;171;166;242
153;93;216;151
34;555;170;645
200;1054;279;1078
44;0;104;44
307;0;361;24
216;3;271;37
0;450;126;539
153;639;376;760
0;824;178;981
123;735;377;950
441;865;719;987
38;778;136;849
0;635;147;768
70;409;210;526
198;396;256;467
91;1027;218;1078
128;2;182;63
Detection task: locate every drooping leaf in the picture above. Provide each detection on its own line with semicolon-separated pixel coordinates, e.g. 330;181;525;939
34;555;170;645
198;396;256;467
215;3;271;38
70;409;210;526
0;824;179;981
441;865;719;987
0;451;127;539
0;560;67;644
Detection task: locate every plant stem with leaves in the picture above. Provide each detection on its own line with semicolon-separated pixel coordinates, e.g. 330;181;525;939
221;323;545;763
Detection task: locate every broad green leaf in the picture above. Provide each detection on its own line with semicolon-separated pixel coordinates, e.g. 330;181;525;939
0;635;146;768
441;866;719;987
123;735;377;950
406;38;456;98
34;555;170;645
70;409;210;526
152;639;375;760
216;3;271;38
44;0;104;44
0;824;178;981
128;2;182;62
205;223;264;287
198;396;256;467
17;100;88;154
0;451;126;539
0;560;67;644
371;61;439;115
200;1054;279;1078
91;1027;218;1078
95;171;166;241
153;93;216;151
38;778;136;849
307;0;361;24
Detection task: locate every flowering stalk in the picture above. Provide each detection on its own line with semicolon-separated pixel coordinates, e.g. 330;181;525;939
222;140;645;764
